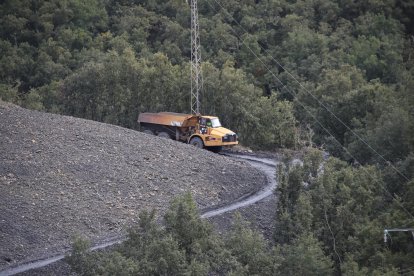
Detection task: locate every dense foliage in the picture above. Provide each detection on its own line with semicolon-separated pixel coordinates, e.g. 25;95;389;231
66;193;335;275
275;149;414;274
2;0;413;274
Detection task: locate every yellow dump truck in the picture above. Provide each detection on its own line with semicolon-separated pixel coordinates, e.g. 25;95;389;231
137;112;238;151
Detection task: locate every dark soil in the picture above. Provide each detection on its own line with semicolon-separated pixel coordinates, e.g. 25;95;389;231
0;101;266;270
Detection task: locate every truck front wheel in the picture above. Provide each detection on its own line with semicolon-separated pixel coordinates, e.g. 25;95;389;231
190;137;204;149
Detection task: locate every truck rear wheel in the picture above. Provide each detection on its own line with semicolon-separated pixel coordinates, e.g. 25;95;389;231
143;129;154;135
157;132;171;139
190;137;204;149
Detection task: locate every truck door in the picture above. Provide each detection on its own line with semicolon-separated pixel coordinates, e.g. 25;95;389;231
206;119;212;135
199;117;207;134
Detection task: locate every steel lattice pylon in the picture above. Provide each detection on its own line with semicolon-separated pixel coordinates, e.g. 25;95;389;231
189;0;202;114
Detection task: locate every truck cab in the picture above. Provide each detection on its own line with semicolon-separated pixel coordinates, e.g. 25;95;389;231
194;116;237;148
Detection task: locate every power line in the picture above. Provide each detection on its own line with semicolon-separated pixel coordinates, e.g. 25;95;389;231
204;0;414;222
210;0;411;184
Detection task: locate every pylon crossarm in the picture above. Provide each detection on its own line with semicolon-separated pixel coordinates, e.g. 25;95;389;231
384;228;414;243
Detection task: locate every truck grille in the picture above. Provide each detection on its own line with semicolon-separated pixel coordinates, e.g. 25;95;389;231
222;134;237;142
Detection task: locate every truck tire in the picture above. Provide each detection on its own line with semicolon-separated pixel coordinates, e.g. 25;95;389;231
157;132;171;139
143;129;154;135
190;137;204;149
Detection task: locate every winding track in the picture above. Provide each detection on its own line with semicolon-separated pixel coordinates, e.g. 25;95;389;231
202;153;277;218
0;153;278;276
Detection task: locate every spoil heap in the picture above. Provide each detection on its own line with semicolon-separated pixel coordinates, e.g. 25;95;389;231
0;101;265;269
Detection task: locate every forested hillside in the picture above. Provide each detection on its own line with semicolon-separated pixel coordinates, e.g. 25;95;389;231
1;0;414;274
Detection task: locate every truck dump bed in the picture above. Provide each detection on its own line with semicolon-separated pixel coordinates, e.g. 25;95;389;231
138;112;197;127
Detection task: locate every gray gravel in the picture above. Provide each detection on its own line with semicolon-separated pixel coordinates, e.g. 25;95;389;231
0;101;266;270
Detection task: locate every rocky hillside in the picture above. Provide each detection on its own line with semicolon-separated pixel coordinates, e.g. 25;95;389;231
0;101;265;269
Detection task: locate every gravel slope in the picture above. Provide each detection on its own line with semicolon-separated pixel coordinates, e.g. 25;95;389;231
0;101;265;269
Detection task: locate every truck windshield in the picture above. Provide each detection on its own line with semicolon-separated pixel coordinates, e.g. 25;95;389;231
210;118;222;128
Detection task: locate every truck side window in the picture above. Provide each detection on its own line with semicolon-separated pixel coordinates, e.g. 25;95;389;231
199;118;207;134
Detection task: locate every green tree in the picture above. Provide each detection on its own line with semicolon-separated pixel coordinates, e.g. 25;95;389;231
120;210;188;275
275;234;334;275
226;214;275;275
0;83;19;103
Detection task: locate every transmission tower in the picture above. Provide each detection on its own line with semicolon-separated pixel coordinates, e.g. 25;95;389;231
189;0;202;114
